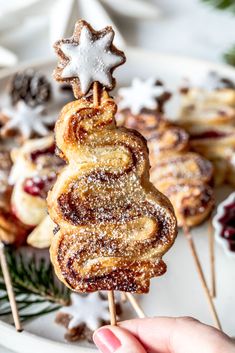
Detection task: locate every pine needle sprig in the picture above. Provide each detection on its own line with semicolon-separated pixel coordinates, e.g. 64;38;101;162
0;248;71;322
201;0;235;12
223;44;235;66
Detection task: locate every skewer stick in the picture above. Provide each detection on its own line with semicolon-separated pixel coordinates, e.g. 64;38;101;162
183;226;221;330
208;218;216;298
108;290;117;325
121;292;127;303
93;83;117;326
0;242;22;332
125;293;146;318
93;81;100;107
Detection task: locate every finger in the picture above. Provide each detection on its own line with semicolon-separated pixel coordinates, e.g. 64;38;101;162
93;325;147;353
119;317;232;353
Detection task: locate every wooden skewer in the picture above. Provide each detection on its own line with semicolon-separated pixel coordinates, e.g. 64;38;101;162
120;292;127;303
93;81;100;107
108;290;117;325
93;83;117;326
208;218;216;298
125;293;146;318
0;242;22;332
183;226;221;330
93;82;144;323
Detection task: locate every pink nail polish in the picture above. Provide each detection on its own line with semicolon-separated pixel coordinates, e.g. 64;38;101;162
93;328;121;353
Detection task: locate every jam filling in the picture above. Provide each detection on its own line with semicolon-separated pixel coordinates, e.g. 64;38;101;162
23;173;56;198
30;144;56;162
190;131;229;140
218;202;235;252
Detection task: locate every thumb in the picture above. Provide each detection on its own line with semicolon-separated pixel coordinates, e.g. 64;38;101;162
93;325;146;353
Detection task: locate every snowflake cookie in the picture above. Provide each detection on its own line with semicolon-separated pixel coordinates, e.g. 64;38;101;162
53;20;126;98
118;78;170;115
56;292;122;342
0;101;56;141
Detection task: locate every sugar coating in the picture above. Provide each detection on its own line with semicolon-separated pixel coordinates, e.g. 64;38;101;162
48;95;177;293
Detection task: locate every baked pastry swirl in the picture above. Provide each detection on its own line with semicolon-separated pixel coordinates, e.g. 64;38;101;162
120;108;214;227
178;73;235;186
47;92;177;293
0;149;29;244
10;135;64;226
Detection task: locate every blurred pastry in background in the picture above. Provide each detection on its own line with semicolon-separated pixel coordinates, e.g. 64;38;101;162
0;148;29;245
118;77;214;227
177;72;235;186
9;135;64;228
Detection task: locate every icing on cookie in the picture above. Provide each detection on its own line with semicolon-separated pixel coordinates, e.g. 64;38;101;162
60;26;124;95
1;101;56;139
118;78;165;115
59;292;110;331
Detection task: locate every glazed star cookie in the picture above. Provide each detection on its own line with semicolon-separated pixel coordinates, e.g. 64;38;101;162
118;78;170;115
47;20;177;294
0;101;56;142
56;292;122;342
53;20;125;98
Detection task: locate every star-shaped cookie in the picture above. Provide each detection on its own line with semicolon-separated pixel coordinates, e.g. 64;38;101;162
53;20;126;98
118;77;167;115
0;101;56;140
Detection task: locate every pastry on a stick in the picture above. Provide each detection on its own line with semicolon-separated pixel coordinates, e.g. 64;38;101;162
9;135;64;226
47;20;177;293
0;149;29;245
118;78;214;227
177;72;235;186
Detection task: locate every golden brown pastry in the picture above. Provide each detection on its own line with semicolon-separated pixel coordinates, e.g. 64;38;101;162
151;152;214;227
0;149;29;245
10;135;64;227
47;92;177;293
178;73;235;186
119;99;214;227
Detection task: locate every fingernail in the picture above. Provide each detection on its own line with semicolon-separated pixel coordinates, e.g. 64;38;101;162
93;328;121;353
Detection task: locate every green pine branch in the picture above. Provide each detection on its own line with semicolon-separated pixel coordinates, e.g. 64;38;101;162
200;0;235;66
201;0;235;12
223;45;235;66
0;248;70;322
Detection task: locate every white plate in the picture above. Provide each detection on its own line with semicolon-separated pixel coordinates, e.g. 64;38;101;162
0;47;235;353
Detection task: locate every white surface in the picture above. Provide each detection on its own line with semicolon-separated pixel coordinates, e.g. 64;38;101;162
0;48;235;353
1;0;235;65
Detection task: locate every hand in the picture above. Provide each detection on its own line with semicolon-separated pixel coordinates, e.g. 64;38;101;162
93;317;235;353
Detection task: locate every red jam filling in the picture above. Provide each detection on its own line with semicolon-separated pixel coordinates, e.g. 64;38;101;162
218;202;235;252
191;131;228;140
23;174;56;199
30;144;56;162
